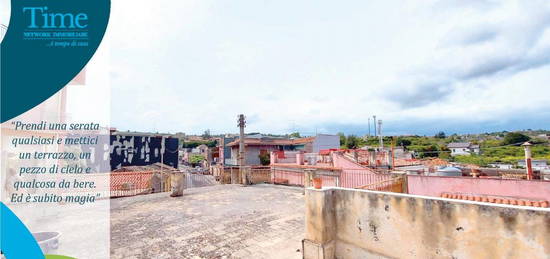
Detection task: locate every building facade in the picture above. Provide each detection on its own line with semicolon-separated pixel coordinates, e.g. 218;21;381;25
447;142;480;156
110;132;179;170
226;134;339;165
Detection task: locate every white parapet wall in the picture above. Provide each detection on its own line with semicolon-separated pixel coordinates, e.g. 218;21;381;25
304;187;550;259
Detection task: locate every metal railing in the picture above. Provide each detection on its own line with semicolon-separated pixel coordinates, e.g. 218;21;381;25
339;169;395;189
356;177;405;192
272;167;305;186
212;164;407;193
110;171;158;198
270;166;406;193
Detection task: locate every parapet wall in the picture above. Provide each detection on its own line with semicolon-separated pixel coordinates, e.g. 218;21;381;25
304;187;550;259
408;175;550;202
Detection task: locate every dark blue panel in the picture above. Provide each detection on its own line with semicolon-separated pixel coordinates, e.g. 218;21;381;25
110;135;179;170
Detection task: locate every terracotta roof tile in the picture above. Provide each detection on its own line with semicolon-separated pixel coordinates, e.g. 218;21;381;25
440;192;549;208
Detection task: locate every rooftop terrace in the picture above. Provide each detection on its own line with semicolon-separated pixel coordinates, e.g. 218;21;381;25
110;184;305;259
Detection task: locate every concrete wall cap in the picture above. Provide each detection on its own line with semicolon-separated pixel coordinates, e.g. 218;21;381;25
307;187;550;212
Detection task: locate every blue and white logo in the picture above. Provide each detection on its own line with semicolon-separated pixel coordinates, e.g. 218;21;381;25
22;6;89;47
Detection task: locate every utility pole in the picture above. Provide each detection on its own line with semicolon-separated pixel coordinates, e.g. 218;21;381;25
237;114;247;185
378;120;383;149
373;115;377;136
390;137;396;169
237;114;246;167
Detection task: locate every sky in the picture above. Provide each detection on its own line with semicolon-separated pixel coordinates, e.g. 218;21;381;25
107;0;550;136
0;0;9;34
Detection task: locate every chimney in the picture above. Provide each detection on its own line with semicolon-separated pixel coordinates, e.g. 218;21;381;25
522;142;533;180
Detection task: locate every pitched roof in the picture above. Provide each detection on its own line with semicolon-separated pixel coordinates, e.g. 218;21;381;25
292;137;315;144
441;192;549;208
226;137;315;147
447;142;472;148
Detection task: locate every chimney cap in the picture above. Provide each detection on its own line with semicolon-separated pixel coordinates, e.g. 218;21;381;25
521;141;532;146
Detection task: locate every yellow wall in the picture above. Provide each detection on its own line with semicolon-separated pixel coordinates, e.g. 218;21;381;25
304;187;550;259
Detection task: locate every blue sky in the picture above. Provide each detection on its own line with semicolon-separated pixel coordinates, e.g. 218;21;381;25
108;0;550;136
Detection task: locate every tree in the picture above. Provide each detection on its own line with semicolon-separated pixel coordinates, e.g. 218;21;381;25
438;145;451;159
202;129;211;139
418;145;439;158
189;154;205;166
338;132;346;147
345;135;360;149
502;132;530;145
438;150;451;159
258;153;270;166
435;131;446;139
396;138;412;147
289;132;301;138
182;140;217;149
206;139;218;147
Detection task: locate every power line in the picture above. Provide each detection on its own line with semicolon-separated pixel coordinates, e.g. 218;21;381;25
411;141;545;153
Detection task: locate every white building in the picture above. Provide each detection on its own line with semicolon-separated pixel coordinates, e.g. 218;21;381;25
488;163;513;170
518;160;548;170
447;142;480;156
226;134;340;165
310;134;340;153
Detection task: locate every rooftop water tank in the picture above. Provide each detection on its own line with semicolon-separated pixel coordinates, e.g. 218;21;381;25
434;166;462;176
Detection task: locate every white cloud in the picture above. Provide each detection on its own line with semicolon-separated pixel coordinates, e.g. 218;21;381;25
108;0;550;135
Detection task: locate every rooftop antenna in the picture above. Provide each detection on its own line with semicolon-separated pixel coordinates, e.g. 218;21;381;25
373;115;377;136
367;118;371;137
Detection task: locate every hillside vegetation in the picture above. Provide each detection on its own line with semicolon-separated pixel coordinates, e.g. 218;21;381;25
338;130;550;166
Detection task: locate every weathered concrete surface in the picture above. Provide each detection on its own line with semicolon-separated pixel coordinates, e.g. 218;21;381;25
304;189;336;259
305;187;550;259
111;184;304;259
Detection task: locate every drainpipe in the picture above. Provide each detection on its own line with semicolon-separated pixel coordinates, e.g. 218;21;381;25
373;115;377;136
522;142;533;180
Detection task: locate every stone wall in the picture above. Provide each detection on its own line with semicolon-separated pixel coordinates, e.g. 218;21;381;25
304;187;550;259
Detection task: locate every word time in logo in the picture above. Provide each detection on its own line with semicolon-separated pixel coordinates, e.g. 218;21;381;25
23;6;88;29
